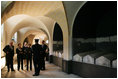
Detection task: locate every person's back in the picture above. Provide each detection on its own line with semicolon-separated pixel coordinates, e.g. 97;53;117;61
32;39;43;76
26;44;33;71
27;46;32;58
32;44;42;60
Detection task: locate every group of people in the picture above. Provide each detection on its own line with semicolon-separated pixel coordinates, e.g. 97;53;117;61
16;42;32;71
3;39;49;76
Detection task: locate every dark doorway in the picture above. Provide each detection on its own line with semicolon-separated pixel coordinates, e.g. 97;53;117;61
52;23;63;67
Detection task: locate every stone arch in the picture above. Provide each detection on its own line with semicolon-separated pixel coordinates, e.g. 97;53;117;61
62;1;87;60
39;15;69;60
72;1;117;60
8;16;50;43
71;1;117;78
38;15;69;60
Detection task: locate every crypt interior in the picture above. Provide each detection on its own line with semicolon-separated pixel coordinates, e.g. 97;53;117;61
1;1;117;78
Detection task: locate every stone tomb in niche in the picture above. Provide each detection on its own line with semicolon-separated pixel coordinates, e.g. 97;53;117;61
83;51;108;64
73;54;82;62
112;59;117;68
73;51;95;62
55;51;59;57
58;51;63;58
53;51;63;58
96;53;117;67
53;51;56;56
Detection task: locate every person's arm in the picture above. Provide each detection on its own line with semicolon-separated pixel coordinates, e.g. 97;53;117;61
16;48;19;54
12;46;14;56
31;45;34;55
30;48;33;55
3;45;9;54
22;47;25;52
46;45;49;53
21;48;23;54
23;47;27;54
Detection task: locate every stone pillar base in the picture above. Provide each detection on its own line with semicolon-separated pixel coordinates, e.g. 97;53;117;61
62;60;72;74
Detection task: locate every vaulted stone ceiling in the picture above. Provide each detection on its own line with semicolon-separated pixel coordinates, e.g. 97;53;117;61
1;1;69;42
1;1;86;28
1;1;65;24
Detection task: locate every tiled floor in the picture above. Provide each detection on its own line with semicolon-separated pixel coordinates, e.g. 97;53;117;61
1;62;81;78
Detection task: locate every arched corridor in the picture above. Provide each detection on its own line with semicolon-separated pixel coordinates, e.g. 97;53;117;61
1;1;117;78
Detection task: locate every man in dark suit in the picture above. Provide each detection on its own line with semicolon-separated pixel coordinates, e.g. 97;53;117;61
26;44;32;71
3;41;15;72
32;39;43;76
41;40;48;70
16;43;23;71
